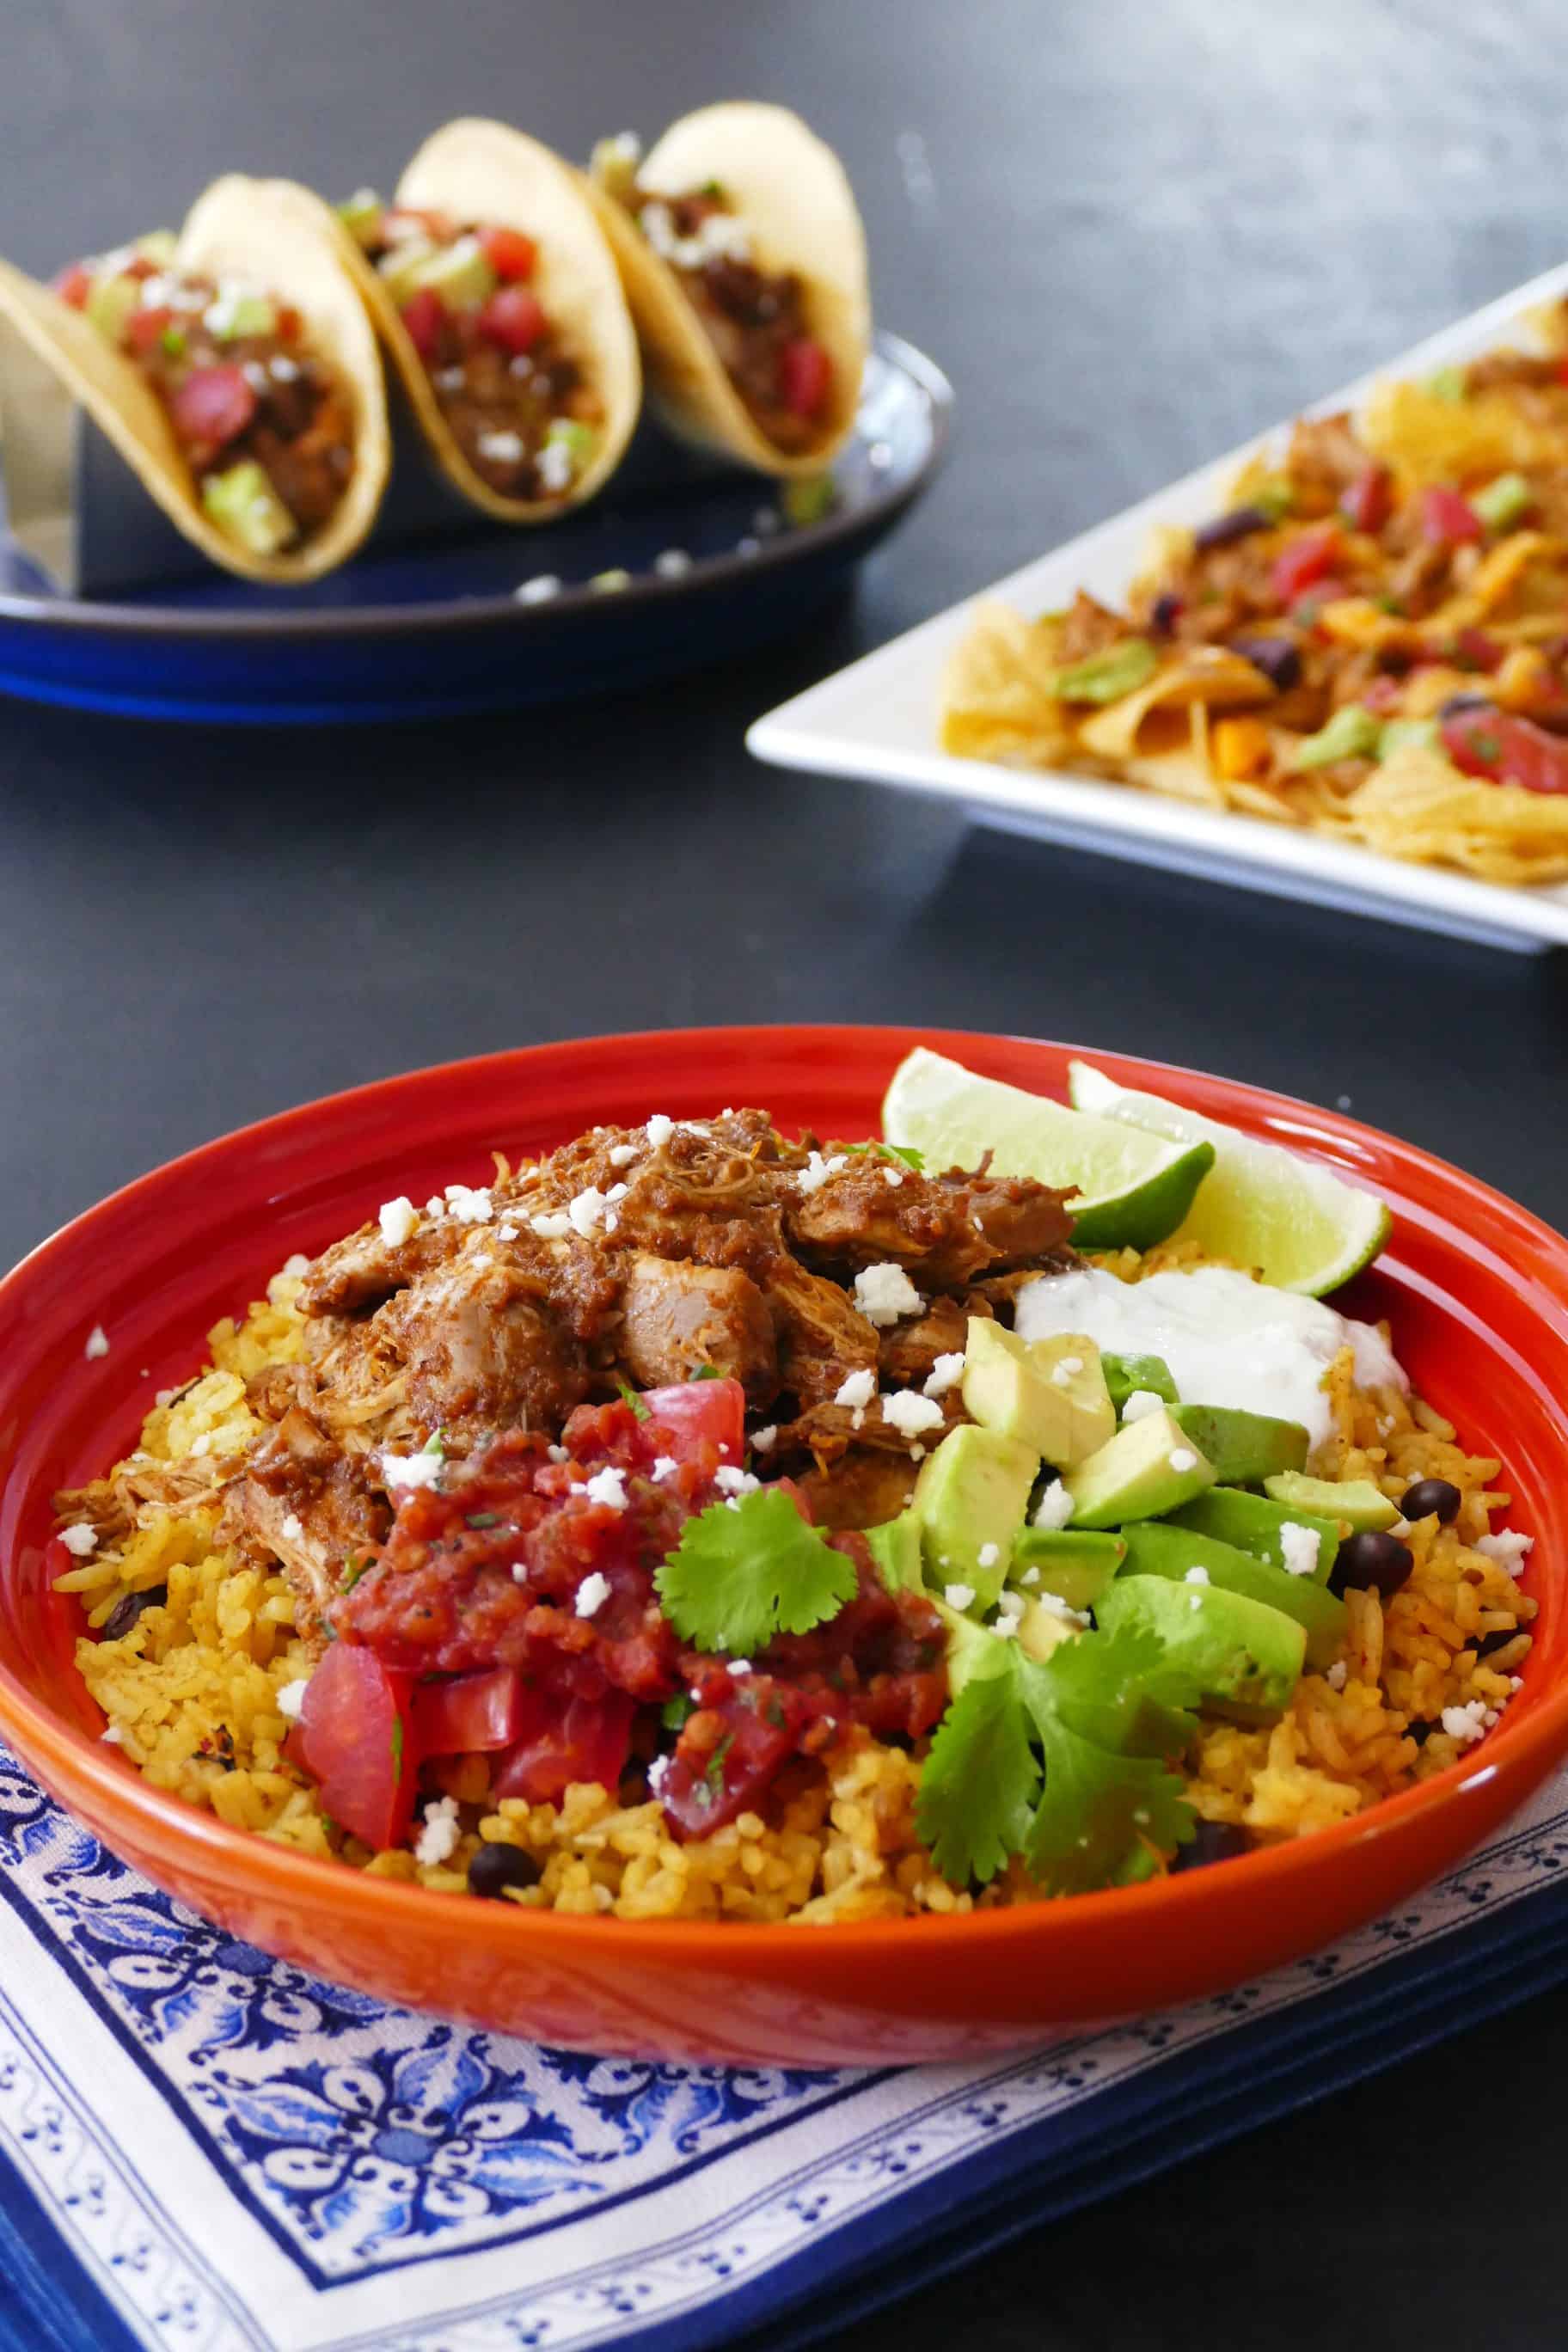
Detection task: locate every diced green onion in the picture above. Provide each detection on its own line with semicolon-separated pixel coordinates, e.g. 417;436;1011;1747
1292;704;1383;769
1045;638;1159;704
1471;471;1532;531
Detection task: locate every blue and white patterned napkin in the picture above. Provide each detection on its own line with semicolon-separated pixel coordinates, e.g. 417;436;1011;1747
3;1738;1566;2352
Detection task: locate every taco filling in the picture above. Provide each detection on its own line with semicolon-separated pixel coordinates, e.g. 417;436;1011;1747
54;234;356;557
593;134;832;454
338;192;603;502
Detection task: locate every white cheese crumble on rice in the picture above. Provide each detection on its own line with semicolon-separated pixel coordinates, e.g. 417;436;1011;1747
574;1571;612;1619
943;1582;976;1611
1120;1389;1166;1423
1326;1660;1348;1690
274;1677;310;1721
1475;1529;1534;1577
1032;1480;1074;1531
1278;1522;1321;1578
1184;1565;1210;1585
1440;1699;1491;1745
100;1723;127;1747
853;1263;924;1328
379;1196;419;1246
414;1796;462;1867
383;1450;443;1491
58;1523;98;1557
84;1326;110;1359
834;1367;877;1411
280;1253;310;1279
923;1351;965;1400
583;1466;629;1512
880;1390;944;1438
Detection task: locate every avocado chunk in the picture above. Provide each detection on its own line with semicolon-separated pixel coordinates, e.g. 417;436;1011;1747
928;1596;1013;1694
1014;1596;1082;1664
1264;1471;1400;1532
1119;1522;1347;1670
1167;1489;1341;1585
376;238;438;304
1010;1527;1125;1613
409;235;497;310
864;1510;923;1595
83;272;141;343
914;1423;1038;1610
960;1320;1114;1469
336;187;384;248
1102;1351;1179;1414
1063;1407;1216;1530
1096;1575;1306;1724
208;290;279;340
1171;1404;1309;1486
134;229;179;267
199;461;295;556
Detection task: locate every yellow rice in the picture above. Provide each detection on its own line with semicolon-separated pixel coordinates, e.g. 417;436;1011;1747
56;1256;1534;1920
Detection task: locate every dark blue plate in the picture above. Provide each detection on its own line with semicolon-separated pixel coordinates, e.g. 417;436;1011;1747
0;332;949;724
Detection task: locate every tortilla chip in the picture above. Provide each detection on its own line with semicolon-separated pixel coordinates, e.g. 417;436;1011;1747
937;602;1074;765
1341;740;1568;885
1076;646;1271;759
1361;378;1563;487
0;176;389;583
334;119;640;524
584;102;869;478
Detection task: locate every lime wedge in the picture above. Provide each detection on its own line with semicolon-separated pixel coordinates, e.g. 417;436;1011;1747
1066;1062;1390;1295
880;1048;1215;1249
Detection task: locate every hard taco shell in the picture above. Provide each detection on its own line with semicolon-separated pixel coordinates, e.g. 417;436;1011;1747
584;101;869;478
0;175;390;584
334;119;640;523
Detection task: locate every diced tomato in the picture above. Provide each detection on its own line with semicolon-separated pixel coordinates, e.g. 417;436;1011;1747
412;1665;524;1755
126;305;174;355
660;1682;808;1838
1421;485;1481;546
1441;705;1568;795
480;226;537;282
293;1643;417;1849
491;1683;634;1804
120;254;157;282
1454;625;1504;673
1339;462;1393;533
1271;524;1342;605
52;262;92;309
168;363;256;450
399;286;446;362
275;303;302;345
639;1376;746;1467
777;336;831;420
477;285;546;356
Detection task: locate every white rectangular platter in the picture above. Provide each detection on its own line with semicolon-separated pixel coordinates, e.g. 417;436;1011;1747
749;262;1568;954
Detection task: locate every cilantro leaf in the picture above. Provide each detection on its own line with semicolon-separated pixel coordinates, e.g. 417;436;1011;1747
846;1140;926;1171
1042;1625;1200;1756
615;1377;652;1421
655;1488;857;1655
915;1663;1040;1884
661;1694;695;1732
689;1364;723;1381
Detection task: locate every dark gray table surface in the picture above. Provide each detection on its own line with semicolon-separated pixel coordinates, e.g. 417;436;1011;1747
4;2;1567;2344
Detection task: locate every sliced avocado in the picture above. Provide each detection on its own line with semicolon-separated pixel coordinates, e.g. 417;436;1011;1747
961;1320;1114;1469
199;461;295;556
409;235;497;310
1009;1527;1124;1613
1096;1575;1306;1724
589;134;641;201
377;238;438;304
83;272;141;343
336;187;384;248
864;1510;923;1595
928;1597;1012;1694
1119;1522;1347;1669
1171;1404;1309;1485
545;417;598;462
1264;1470;1400;1532
209;291;279;340
914;1423;1038;1610
1102;1351;1179;1413
1167;1489;1341;1585
1063;1406;1216;1530
1014;1596;1082;1664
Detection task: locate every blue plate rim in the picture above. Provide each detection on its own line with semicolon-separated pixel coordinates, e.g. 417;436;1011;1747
0;331;952;645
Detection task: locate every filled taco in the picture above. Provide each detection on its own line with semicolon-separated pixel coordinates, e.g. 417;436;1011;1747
0;176;389;581
585;102;869;477
334;119;640;520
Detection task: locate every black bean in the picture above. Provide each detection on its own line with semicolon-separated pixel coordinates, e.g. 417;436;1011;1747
1437;691;1495;719
1407;1718;1433;1748
1228;634;1302;691
1473;1626;1522;1662
1328;1528;1414;1600
467;1841;542;1900
1173;1819;1252;1873
1193;505;1272;551
1150;591;1183;635
1400;1477;1461;1526
101;1583;168;1640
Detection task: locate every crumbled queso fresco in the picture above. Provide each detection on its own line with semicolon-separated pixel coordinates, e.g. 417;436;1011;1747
880;1389;945;1439
414;1795;462;1867
922;1351;965;1400
853;1263;924;1327
1032;1480;1074;1531
1278;1522;1321;1578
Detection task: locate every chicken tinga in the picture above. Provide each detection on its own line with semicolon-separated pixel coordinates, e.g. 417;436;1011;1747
57;1073;1534;1922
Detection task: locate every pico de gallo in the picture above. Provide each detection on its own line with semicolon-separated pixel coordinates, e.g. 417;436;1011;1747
54;233;356;557
591;137;833;453
337;191;603;501
289;1377;946;1853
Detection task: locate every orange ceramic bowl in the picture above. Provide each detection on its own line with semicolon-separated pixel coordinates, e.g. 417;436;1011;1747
1;1026;1565;2067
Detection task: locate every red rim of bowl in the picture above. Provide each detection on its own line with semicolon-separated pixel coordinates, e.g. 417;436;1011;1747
0;1021;1564;1961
